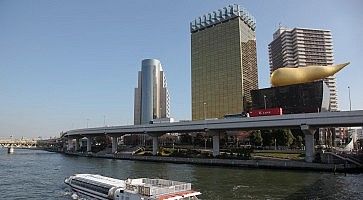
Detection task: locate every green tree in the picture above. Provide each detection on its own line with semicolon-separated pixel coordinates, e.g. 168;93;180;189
273;129;294;147
220;133;228;147
261;130;273;146
194;133;210;148
249;130;263;146
179;134;192;145
293;135;303;148
284;130;294;147
291;129;304;148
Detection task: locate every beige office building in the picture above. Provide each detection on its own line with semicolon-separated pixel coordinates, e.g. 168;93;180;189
191;5;258;120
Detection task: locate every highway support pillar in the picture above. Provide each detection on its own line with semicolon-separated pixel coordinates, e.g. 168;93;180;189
86;136;92;152
67;138;73;151
205;129;220;157
148;133;164;156
74;138;80;152
212;133;220;157
152;136;158;156
301;125;316;163
111;136;118;154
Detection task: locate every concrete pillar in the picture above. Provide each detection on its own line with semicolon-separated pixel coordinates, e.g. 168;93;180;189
301;125;316;163
212;133;220;157
74;138;80;151
111;136;118;154
67;138;72;151
152;136;158;156
86;136;92;152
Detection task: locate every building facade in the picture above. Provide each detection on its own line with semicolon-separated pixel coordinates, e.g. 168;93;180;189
268;27;338;111
251;81;330;114
191;4;258;120
134;59;170;125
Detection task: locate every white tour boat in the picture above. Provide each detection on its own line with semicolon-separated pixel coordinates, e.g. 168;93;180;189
65;174;201;200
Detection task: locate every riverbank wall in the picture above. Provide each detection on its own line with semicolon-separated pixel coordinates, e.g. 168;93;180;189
62;151;362;173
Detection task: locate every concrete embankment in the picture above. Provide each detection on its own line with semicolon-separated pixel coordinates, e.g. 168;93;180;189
63;151;362;173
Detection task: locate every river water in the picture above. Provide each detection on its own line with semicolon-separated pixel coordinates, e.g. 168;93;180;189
0;148;362;200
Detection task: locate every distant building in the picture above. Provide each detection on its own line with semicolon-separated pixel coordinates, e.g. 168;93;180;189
335;127;349;145
190;4;258;120
357;128;363;150
268;27;338;111
134;59;170;125
151;118;175;124
358;128;363;140
344;128;362;150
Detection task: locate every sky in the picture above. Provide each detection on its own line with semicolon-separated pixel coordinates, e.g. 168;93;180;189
0;0;362;139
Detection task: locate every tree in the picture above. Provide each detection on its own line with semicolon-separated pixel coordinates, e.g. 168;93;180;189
220;132;228;147
179;134;192;145
249;130;263;146
273;129;294;147
293;135;303;149
194;133;210;148
285;130;295;147
261;130;273;146
291;129;304;148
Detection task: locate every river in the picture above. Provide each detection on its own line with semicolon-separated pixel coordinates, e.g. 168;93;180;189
0;148;362;199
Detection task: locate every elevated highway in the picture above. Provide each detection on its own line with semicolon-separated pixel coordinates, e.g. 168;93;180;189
63;110;363;162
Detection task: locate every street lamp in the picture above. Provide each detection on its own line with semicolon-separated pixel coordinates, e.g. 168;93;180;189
103;115;106;127
274;138;277;150
86;118;90;128
348;86;352;111
263;95;267;109
203;102;207;120
348;86;352;135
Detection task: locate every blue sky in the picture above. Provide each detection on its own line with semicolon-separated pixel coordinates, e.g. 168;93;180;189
0;0;362;138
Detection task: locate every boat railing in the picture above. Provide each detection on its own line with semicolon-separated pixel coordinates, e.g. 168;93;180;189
125;182;191;197
149;183;191;196
142;178;184;187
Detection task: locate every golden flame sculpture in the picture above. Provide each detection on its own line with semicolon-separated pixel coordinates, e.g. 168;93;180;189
270;62;349;87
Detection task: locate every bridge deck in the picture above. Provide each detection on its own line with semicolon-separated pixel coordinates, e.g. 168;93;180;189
64;110;363;137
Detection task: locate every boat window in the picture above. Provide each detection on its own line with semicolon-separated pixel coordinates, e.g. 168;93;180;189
71;179;110;195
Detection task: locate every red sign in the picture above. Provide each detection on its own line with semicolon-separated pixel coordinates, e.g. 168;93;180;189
249;108;283;117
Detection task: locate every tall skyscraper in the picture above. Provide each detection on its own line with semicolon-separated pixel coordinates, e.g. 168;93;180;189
134;59;170;125
190;5;258;120
268;27;338;111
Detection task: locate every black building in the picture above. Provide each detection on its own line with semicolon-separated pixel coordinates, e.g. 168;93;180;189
251;81;330;114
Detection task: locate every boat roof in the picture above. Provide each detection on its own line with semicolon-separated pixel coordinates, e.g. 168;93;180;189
72;174;125;188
